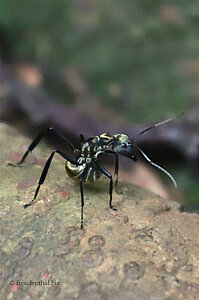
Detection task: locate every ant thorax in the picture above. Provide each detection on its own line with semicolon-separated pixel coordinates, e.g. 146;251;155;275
80;133;114;160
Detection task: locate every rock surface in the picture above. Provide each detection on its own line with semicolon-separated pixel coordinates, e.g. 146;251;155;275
0;123;199;300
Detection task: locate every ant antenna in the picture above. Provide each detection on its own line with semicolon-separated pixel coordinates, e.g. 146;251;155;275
136;146;177;188
132;113;184;141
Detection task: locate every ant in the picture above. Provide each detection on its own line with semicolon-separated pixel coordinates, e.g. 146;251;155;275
11;115;181;229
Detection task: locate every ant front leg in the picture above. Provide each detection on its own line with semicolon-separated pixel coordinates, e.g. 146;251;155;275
80;134;85;143
79;178;84;230
93;160;117;212
23;150;77;208
9;127;75;166
78;165;89;230
114;153;119;193
104;150;119;193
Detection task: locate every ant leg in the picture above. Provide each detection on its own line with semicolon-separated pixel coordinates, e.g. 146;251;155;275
79;178;84;230
11;132;44;166
93;160;115;210
104;151;119;193
114;154;119;193
23;150;77;208
11;127;75;166
79;165;89;229
80;134;85;143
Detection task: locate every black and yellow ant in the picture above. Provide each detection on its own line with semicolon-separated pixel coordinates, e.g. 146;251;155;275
12;115;181;229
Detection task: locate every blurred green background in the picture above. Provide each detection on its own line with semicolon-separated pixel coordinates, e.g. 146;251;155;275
0;0;198;209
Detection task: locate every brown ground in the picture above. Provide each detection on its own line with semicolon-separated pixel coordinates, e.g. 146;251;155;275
0;123;199;300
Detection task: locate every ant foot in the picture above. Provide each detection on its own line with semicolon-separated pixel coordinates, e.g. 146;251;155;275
109;206;118;215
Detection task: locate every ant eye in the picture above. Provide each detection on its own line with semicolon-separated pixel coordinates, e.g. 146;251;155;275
122;143;127;148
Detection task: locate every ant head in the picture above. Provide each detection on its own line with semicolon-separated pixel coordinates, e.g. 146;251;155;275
112;134;137;161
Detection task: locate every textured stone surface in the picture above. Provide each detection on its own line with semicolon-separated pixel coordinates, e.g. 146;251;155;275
0;123;199;299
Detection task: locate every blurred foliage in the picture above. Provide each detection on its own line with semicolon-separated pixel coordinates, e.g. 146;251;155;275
1;0;199;122
177;170;199;212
